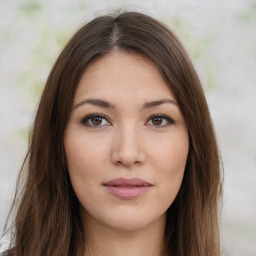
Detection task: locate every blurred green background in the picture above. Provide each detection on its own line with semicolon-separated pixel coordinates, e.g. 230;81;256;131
1;0;256;255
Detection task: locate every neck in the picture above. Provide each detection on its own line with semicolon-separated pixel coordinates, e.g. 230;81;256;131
83;213;167;256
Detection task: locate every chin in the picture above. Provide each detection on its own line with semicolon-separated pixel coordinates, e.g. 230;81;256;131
90;207;167;232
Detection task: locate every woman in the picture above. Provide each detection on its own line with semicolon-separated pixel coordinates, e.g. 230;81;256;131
1;11;223;256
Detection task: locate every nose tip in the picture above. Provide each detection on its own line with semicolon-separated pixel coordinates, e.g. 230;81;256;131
115;150;143;167
110;127;146;167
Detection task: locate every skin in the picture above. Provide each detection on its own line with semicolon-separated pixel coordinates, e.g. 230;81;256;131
64;51;189;256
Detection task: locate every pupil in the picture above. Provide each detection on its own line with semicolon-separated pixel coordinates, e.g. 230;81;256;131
92;117;102;125
152;117;162;125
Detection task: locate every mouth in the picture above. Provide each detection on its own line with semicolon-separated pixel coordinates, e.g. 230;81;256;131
103;177;152;199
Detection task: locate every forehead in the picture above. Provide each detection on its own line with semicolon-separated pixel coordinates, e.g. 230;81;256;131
74;51;176;104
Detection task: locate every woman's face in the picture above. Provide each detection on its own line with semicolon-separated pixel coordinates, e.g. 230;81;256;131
64;51;189;232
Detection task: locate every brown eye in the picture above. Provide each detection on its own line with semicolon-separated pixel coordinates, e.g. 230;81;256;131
81;114;110;127
152;117;163;125
91;116;103;125
146;114;176;127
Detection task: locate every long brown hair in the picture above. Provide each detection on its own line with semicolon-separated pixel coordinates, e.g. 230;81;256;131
3;11;223;256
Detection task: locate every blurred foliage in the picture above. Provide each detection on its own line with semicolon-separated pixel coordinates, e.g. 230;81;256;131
236;2;256;24
14;128;30;143
165;17;217;91
76;2;88;11
17;0;42;17
168;17;216;60
14;1;90;105
16;20;71;105
236;2;256;82
204;59;217;91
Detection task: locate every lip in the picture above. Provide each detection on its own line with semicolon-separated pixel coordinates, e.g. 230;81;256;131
103;178;152;199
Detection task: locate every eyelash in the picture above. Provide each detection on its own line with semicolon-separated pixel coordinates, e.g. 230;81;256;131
80;113;110;127
146;114;176;127
80;113;176;128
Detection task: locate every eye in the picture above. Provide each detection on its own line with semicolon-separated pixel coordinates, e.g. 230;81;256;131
80;114;111;127
146;114;176;127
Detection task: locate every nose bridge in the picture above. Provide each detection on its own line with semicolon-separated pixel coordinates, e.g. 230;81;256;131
111;120;145;166
120;122;139;149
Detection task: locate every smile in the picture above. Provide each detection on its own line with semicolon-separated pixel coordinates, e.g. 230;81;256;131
103;177;152;199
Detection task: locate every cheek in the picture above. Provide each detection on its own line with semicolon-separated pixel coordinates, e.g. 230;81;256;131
152;132;189;172
64;131;108;201
150;131;189;198
65;132;106;172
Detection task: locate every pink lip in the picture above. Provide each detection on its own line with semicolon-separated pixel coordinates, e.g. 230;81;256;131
103;178;152;199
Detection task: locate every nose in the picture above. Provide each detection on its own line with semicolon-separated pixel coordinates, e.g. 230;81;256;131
110;124;146;167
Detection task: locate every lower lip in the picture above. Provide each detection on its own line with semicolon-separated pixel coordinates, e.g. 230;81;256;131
104;186;151;199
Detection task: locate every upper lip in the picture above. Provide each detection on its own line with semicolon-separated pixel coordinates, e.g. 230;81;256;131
104;177;152;187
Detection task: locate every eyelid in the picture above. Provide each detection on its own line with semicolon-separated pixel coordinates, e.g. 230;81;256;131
145;113;176;126
80;113;112;126
80;113;175;127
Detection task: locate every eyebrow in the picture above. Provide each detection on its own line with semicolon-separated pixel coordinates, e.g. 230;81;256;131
141;99;177;110
73;98;177;110
73;98;116;110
